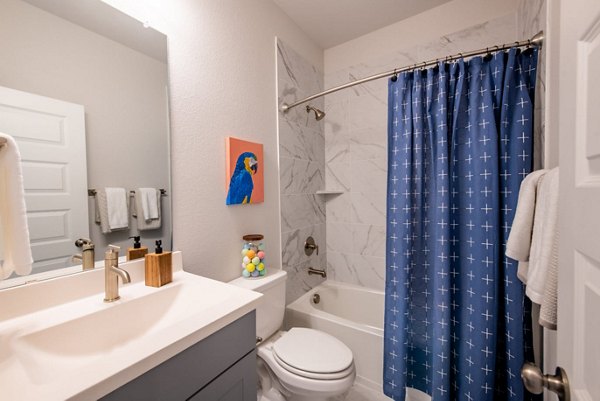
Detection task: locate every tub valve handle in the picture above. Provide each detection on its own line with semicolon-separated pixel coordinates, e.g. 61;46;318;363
304;236;319;256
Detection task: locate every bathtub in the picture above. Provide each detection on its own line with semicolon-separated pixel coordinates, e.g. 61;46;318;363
285;280;385;392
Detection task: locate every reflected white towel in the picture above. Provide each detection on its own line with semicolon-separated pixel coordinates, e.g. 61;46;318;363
105;188;128;230
526;168;559;306
132;188;162;231
139;188;159;221
95;187;128;233
0;133;33;279
506;169;548;282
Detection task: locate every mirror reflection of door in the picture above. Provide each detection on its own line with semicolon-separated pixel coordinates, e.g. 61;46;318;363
0;86;88;275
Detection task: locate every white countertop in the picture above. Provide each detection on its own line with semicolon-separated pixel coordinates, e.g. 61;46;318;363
0;252;262;400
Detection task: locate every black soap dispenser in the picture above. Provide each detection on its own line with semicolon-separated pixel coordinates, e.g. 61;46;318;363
127;235;148;261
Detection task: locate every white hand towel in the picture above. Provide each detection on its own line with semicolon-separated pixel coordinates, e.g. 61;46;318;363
132;188;162;231
95;188;129;234
139;188;159;221
105;187;129;230
525;167;559;306
0;133;33;279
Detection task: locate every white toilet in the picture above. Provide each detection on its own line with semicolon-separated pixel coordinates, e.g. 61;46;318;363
230;270;356;401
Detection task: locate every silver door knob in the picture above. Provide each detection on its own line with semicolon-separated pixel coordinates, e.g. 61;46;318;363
521;362;570;401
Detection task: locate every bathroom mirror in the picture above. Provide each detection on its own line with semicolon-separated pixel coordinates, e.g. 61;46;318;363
0;0;171;287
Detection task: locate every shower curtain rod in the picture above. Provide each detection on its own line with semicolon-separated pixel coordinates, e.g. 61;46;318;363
280;31;544;113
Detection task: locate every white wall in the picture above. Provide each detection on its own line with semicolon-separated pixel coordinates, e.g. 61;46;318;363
101;0;323;282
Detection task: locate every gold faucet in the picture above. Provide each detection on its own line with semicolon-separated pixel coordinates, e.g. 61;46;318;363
104;245;131;302
72;238;95;270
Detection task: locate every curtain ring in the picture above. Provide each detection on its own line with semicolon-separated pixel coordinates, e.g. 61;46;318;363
391;68;398;82
421;61;427;71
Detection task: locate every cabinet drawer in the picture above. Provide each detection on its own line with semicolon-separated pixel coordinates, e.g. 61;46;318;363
101;311;256;401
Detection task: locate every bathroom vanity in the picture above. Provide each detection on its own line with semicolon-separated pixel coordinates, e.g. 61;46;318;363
0;252;262;400
101;312;256;400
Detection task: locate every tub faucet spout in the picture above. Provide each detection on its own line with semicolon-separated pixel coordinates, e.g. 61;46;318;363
308;267;326;278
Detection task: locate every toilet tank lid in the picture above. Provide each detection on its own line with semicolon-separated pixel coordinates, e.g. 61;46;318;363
228;269;287;292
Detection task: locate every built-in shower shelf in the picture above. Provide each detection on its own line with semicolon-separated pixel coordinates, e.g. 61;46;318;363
315;190;345;195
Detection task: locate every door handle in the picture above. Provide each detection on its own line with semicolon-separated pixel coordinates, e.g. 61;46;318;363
521;362;570;401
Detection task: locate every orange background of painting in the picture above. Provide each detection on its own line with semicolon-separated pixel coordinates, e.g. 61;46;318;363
225;137;264;203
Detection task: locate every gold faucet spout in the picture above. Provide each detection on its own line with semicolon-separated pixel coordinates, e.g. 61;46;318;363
104;245;130;302
110;265;131;284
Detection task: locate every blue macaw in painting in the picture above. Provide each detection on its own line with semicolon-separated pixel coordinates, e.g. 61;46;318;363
226;152;258;205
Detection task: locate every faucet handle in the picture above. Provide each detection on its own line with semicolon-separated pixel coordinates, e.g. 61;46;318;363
106;244;120;257
75;238;94;249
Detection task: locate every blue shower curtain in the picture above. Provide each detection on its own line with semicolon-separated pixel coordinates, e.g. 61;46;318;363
384;48;538;401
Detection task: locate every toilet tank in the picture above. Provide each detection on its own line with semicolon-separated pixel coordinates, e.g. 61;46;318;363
229;270;287;340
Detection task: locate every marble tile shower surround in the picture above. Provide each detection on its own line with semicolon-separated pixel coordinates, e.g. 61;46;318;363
517;0;546;169
324;14;519;291
277;39;327;304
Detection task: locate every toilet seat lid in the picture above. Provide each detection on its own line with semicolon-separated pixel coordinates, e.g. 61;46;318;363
272;328;353;374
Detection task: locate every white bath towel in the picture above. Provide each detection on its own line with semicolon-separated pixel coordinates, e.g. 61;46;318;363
535;168;559;329
525;167;559;306
0;133;33;279
139;188;159;221
506;169;548;282
95;187;129;233
132;188;162;231
540;227;559;330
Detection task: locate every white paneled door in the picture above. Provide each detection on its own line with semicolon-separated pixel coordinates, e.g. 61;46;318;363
549;0;600;400
0;86;88;274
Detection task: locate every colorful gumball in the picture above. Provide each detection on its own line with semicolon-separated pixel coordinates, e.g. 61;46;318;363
246;263;256;272
257;251;265;260
241;248;249;257
257;262;265;271
242;269;250;277
243;256;250;264
251;270;260;277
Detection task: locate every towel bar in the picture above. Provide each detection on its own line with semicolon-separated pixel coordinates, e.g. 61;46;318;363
88;188;167;196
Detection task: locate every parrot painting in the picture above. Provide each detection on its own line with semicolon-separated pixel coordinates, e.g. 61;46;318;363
226;151;258;205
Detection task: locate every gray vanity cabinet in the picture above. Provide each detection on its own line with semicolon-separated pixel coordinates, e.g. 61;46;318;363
100;311;256;401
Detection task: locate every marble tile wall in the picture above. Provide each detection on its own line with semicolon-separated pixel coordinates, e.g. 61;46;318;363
323;14;518;291
517;0;546;169
276;39;327;304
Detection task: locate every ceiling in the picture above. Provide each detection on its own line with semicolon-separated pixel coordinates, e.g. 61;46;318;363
272;0;452;49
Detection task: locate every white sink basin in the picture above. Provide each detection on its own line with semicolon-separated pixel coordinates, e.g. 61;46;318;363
0;252;262;400
19;284;194;356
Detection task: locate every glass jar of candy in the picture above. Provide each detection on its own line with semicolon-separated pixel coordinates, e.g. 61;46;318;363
241;234;266;278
